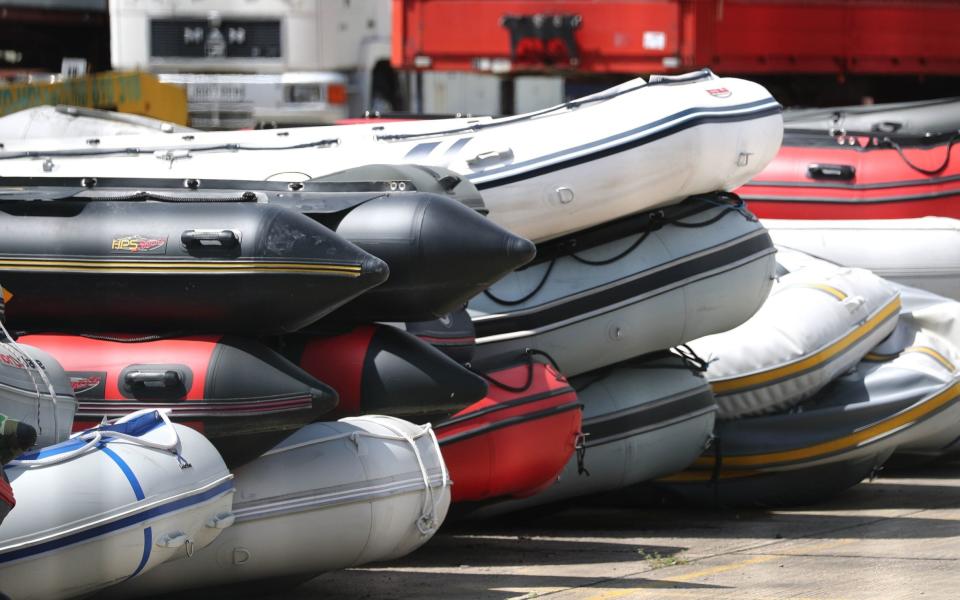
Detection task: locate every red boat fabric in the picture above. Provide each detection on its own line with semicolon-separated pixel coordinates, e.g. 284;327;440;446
293;326;378;417
737;135;960;219
285;324;486;420
19;333;327;431
0;471;13;511
435;358;582;503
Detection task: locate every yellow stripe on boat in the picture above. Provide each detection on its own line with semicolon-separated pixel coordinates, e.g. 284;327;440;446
710;295;902;395
775;283;848;301
0;258;363;276
693;379;960;469
904;346;957;372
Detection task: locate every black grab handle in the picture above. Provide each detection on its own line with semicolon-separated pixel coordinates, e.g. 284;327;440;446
125;370;182;388
181;229;239;248
807;163;856;181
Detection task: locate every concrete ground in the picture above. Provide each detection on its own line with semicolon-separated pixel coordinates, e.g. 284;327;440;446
278;456;960;600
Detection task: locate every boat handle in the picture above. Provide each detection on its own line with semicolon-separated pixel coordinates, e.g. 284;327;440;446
207;512;236;529
181;229;240;248
125;370;182;387
466;148;514;169
807;163;856;181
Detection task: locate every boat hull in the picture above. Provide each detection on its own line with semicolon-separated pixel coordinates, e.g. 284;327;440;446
105;416;450;597
738;133;960;220
0;412;234;600
469;197;776;377
473;355;716;516
0;201;387;333
21;333;337;467
435;355;581;503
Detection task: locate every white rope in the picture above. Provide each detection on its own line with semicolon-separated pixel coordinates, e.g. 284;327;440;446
8;408;181;468
338;416;448;536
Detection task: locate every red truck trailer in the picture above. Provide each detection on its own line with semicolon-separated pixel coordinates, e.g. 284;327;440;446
393;0;960;77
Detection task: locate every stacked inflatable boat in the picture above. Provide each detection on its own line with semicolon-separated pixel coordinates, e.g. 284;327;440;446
0;69;798;596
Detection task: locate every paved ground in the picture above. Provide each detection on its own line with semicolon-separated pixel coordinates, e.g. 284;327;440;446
285;456;960;599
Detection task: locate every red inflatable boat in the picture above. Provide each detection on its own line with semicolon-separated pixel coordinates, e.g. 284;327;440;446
738;132;960;219
435;353;582;503
279;324;487;421
20;333;337;467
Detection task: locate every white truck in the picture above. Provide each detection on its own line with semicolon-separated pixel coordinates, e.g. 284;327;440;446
109;0;400;128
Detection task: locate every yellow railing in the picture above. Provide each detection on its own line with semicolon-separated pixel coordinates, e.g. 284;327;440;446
0;71;188;124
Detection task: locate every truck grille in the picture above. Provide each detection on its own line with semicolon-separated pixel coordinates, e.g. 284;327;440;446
150;19;281;59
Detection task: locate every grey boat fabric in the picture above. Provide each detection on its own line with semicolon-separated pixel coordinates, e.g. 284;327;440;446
690;247;900;419
784;97;960;137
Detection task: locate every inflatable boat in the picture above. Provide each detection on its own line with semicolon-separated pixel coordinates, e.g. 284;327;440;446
764;217;960;302
472;352;717;517
0;337;76;447
0;105;193;141
469;194;776;377
738;131;960;219
276;324;486;422
0;199;387;333
880;286;960;460
19;333;337;467
689;248;901;419
435;352;581;503
659;307;960;507
105;416;449;597
0;70;784;242
0;175;533;323
784;97;960;139
0;410;235;600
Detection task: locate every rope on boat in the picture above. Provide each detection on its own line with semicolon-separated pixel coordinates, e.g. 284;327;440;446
469;348;565;393
0;139;341;161
483;193;755;306
7;408;184;468
273;419;450;536
375;70;717;142
885;131;960;176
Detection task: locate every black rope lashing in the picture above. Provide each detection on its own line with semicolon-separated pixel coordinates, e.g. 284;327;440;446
570;228;654;266
80;191;258;203
483;258;556;306
884;131;960;176
575;432;590;476
469;348;565;393
671;344;711;373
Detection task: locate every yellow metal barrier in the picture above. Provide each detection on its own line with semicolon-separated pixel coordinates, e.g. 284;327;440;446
0;71;188;125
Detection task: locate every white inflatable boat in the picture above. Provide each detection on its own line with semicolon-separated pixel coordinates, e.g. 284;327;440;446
877;285;960;459
661;291;960;506
0;70;783;242
690;248;900;419
0;410;234;600
763;217;960;302
0;336;76;447
0;105;193;142
469;195;776;377
107;415;450;597
472;353;716;517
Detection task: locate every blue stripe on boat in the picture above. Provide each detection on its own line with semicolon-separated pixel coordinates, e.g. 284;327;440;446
0;479;233;565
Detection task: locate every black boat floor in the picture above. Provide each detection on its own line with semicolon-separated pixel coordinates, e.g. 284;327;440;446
243;457;960;600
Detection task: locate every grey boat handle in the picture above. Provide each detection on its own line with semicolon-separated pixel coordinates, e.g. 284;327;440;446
807;163;856;181
125;370;182;387
182;229;239;248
